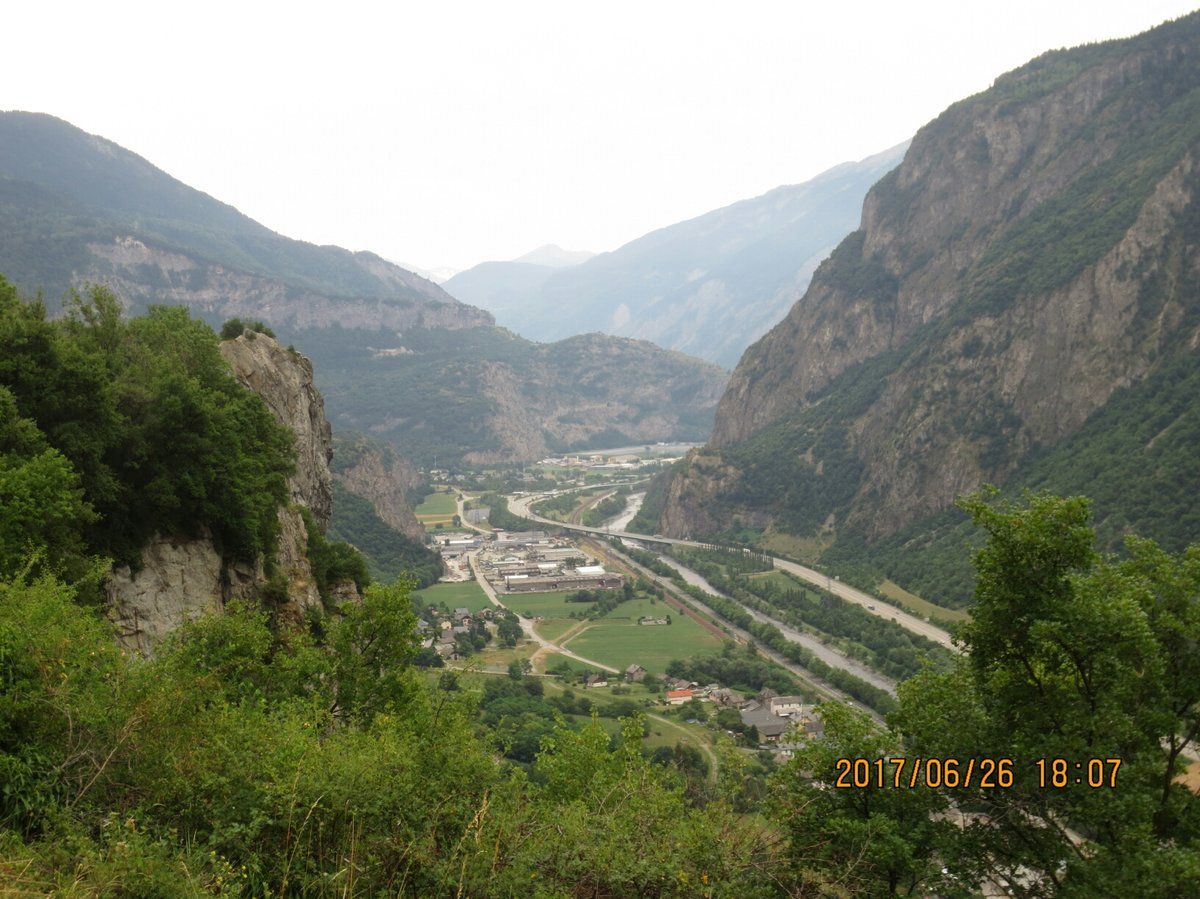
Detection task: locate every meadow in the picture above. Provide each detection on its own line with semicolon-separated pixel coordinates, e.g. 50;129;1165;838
414;579;493;612
562;597;723;675
414;488;458;528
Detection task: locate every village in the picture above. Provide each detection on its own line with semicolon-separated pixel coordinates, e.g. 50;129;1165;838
413;522;826;757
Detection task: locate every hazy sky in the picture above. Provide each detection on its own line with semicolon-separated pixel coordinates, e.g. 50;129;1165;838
4;1;1197;272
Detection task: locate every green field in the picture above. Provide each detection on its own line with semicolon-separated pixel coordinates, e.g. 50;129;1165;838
876;578;970;623
501;590;591;619
415;489;458;527
414;580;492;613
561;598;722;676
534;618;582;643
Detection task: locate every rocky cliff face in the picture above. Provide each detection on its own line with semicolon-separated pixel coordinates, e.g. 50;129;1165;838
331;433;425;541
86;236;492;332
219;331;334;528
107;333;342;651
662;13;1200;544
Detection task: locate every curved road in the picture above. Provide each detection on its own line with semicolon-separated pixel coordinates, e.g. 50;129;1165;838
508;489;955;651
468;552;619;674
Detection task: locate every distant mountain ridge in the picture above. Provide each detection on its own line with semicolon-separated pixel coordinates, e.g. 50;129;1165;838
0;111;486;331
514;244;594;268
444;146;907;367
0;111;727;465
654;12;1200;607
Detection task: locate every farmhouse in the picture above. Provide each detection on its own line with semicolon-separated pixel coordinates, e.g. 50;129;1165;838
739;703;792;742
624;664;646;683
665;689;695;705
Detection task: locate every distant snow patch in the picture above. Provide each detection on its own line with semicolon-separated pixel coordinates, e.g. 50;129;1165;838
612;303;632;329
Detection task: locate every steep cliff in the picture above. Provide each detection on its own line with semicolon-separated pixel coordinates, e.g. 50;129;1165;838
660;13;1200;593
219;330;334;528
331;432;425;541
108;333;341;649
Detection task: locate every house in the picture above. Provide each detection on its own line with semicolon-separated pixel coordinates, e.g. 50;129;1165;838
666;678;697;692
768;695;806;717
710;687;745;708
624;664;646;683
739;704;792;742
584;673;609;688
453;607;472;622
665;689;695;705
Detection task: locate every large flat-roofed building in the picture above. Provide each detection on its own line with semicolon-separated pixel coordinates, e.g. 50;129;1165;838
502;572;623;593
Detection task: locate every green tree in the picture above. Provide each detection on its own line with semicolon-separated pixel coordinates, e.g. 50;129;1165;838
327;580;420;724
890;491;1200;895
770;702;953;897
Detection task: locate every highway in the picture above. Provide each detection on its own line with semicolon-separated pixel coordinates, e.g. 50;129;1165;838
506;488;956;651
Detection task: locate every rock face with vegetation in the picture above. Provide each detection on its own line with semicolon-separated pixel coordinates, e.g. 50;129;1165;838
0;112;490;332
109;330;343;649
331;433;424;541
658;14;1200;604
297;325;729;466
219;330;334;528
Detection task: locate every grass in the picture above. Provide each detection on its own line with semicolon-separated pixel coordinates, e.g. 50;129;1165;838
758;530;833;563
748;570;794;589
876;579;970;623
535;618;582;643
415;489;458;528
562;597;723;676
414;580;493;613
502;590;594;619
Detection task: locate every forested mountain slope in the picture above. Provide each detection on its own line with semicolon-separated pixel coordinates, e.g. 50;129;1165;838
0;112;727;463
657;12;1200;606
444;145;907;367
0;112;484;330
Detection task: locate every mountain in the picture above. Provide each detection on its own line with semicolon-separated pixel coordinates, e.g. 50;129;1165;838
441;260;560;325
440;244;595;325
654;12;1200;607
444;146;907;367
514;244;594;268
0;112;726;464
286;323;726;466
0;111;488;331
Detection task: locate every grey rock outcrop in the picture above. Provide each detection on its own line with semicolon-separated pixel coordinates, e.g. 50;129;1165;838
107;334;337;652
107;535;225;652
220;331;334;529
660;13;1200;543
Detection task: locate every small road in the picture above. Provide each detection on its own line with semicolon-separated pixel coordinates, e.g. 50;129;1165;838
508;489;955;651
645;712;719;783
468;552;619;674
454;493;491;534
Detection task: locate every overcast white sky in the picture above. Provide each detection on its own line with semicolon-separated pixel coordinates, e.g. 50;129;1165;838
4;1;1197;272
